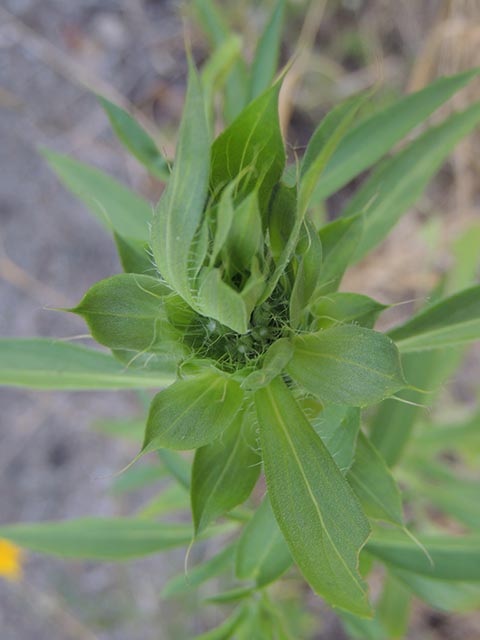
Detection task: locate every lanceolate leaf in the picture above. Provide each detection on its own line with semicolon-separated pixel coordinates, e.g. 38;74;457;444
315;213;364;294
151;61;210;304
312;69;479;202
143;370;244;451
210;80;285;215
388;284;480;352
192;409;260;534
391;569;480;613
42;149;152;241
286;325;405;406
343;102;480;261
299;93;366;216
0;518;200;560
347;433;404;526
366;529;480;581
0;339;175;390
255;378;371;616
249;0;285;100
235;496;292;588
193;0;249;123
98;96;170;180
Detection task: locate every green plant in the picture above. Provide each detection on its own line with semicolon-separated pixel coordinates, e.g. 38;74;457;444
1;1;480;638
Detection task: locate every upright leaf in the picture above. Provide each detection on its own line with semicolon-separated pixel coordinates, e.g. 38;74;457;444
98;96;170;180
235;496;292;587
193;0;249;123
210;81;285;215
201;35;243;126
312;69;479;202
151;62;210;304
0;339;175;390
197;268;249;334
315;213;363;294
42;149;152;241
286;325;405;406
299;94;366;216
388;284;480;352
249;0;285;100
342;102;480;261
143;370;243;451
191;409;260;534
255;378;371;616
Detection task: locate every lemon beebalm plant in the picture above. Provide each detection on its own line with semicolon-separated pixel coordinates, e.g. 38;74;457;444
1;2;480;637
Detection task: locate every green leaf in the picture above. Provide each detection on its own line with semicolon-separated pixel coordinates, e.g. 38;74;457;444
286;325;406;406
241;338;293;391
193;0;249;123
223;191;263;274
262;96;364;306
342;102;480;261
249;0;285;100
289;220;323;326
204;586;255;604
138;483;190;518
347;433;404;525
312;69;480;202
161;542;236;599
113;234;153;274
299;93;366;216
311;405;360;474
201;35;243;126
157;449;191;490
388;284;480;352
72;274;187;356
392;569;480;613
197;268;249;334
255;378;371;616
408;460;480;530
143;370;244;451
151;61;210;304
235;495;292;588
377;573;411;639
210;81;285;215
42;148;152;241
0;339;175;390
366;529;480;581
315;213;364;294
97;95;170;180
194;605;248;640
311;292;388;330
369;348;443;466
191;409;260;534
0;518;197;560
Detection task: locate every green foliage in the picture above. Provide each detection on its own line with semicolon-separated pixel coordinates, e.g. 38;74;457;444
2;7;480;639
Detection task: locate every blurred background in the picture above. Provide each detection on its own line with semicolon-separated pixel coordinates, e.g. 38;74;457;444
0;0;479;638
